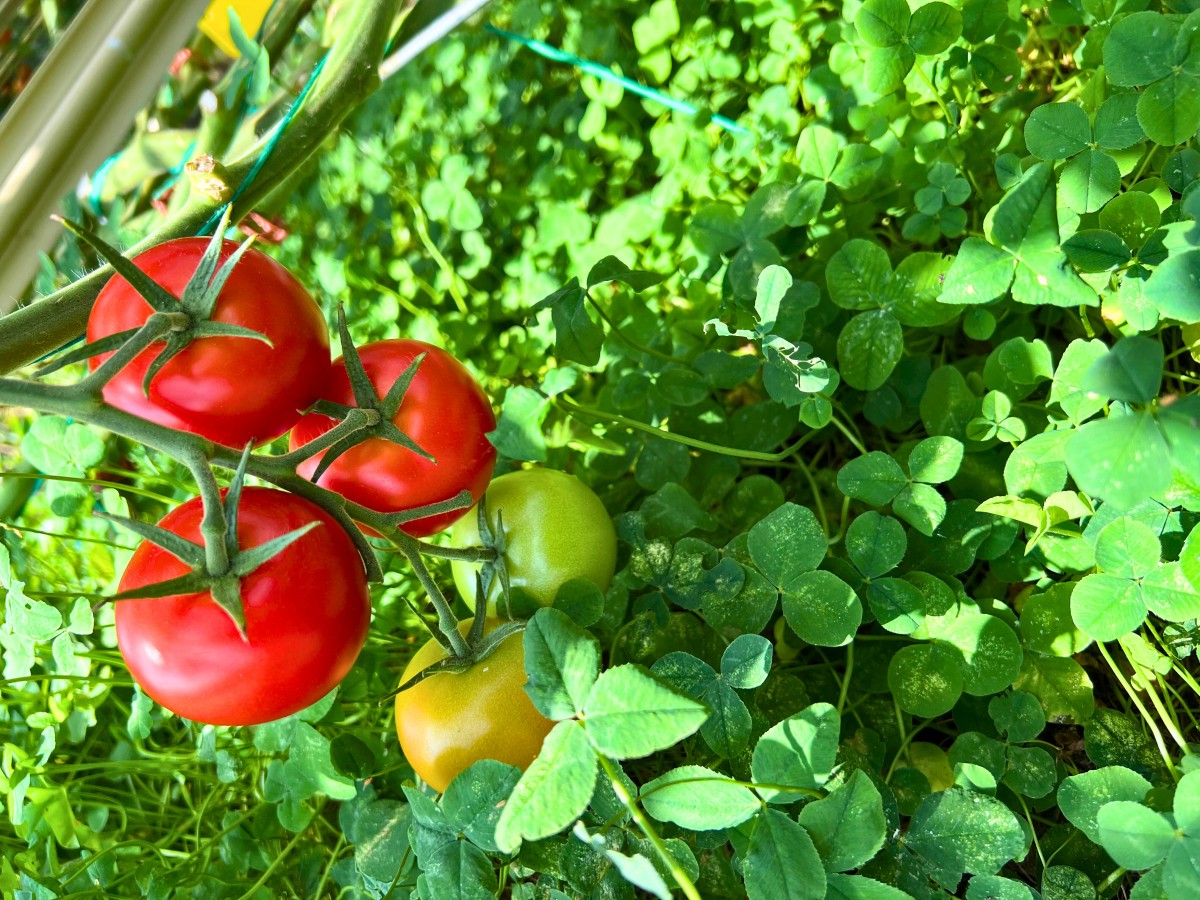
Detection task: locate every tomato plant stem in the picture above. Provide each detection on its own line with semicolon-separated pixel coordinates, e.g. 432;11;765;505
0;0;405;375
183;452;231;577
0;372;498;598
269;406;381;467
74;314;181;393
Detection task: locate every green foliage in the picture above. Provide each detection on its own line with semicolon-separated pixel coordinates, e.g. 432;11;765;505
6;0;1200;895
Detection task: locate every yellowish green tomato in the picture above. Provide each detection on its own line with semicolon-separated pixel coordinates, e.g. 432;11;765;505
394;618;554;793
450;468;617;615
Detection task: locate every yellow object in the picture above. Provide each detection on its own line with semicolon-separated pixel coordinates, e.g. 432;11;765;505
394;619;555;793
905;742;955;792
1183;323;1200;363
198;0;274;57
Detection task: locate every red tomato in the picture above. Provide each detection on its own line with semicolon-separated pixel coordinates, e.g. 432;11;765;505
288;340;497;537
115;487;370;726
87;239;331;448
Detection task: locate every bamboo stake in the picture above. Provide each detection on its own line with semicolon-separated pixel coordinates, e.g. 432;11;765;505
0;0;212;313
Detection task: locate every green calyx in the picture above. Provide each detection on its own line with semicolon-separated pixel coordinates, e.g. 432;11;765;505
102;446;318;639
470;493;514;618
45;209;271;393
306;304;437;483
384;619;528;699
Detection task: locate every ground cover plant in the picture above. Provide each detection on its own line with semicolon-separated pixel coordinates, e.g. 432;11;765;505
2;0;1200;896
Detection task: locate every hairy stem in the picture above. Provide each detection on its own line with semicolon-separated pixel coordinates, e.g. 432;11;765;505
397;539;469;657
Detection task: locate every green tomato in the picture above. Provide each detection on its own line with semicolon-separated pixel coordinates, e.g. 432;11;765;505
451;468;617;615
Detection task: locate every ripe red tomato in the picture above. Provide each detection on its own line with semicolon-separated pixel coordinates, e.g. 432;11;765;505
288;340;496;537
87;239;331;448
394;618;554;792
115;487;370;726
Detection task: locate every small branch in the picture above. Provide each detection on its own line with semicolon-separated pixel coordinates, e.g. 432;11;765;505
397;539;469;659
381;489;474;526
405;541;497;563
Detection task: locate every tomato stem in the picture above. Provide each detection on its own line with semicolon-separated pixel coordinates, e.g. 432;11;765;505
398;540;469;658
0;0;405;375
184;452;232;577
380;489;474;528
72;314;184;393
0;367;486;600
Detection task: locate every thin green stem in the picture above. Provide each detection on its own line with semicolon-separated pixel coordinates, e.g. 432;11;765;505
72;315;174;392
1118;640;1190;753
595;753;702;900
1097;867;1128;893
1015;792;1045;869
585;292;679;363
885;714;935;782
828;412;867;456
183;452;230;576
312;835;347;899
395;185;470;315
837;643;854;715
0;470;178;504
555;396;817;462
1162;370;1200;387
234;828;307;900
270;406;381;467
402;539;496;563
0;521;135;550
1098;641;1180;779
796;455;828;538
1158;675;1200;737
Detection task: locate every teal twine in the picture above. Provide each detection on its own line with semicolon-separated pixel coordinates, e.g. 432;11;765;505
199;51;330;235
87;154;121;216
485;24;749;136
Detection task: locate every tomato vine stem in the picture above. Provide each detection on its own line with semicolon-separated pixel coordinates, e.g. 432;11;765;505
0;371;493;603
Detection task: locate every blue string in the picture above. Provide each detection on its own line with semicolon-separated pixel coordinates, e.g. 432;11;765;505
198;52;330;236
33;334;84;365
484;25;750;136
